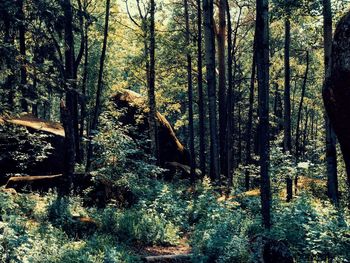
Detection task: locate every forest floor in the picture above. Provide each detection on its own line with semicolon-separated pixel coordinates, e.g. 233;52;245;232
136;236;191;257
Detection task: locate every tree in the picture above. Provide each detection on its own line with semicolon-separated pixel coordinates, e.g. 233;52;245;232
148;0;159;163
217;0;227;175
184;0;196;181
256;0;271;229
86;0;111;172
61;0;77;194
203;0;220;181
17;0;28;112
283;7;293;202
322;0;339;205
245;25;257;190
197;0;206;177
226;0;234;189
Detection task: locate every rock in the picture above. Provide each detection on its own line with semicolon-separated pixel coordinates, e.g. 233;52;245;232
0;114;65;184
112;89;190;167
323;12;350;178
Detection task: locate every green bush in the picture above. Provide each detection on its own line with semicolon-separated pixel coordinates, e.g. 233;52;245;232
98;204;180;246
272;195;350;262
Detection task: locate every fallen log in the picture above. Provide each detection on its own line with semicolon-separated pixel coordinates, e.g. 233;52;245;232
5;174;63;192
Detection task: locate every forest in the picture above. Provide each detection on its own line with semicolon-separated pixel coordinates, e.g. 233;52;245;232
1;0;350;262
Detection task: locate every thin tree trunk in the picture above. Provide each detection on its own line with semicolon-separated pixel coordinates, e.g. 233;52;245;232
256;0;271;229
148;0;159;163
295;51;309;161
17;0;28;112
218;0;227;176
184;0;196;182
294;51;309;194
238;89;242;165
86;0;110;172
226;0;234;190
197;0;206;177
203;0;220;181
302;107;309;157
80;21;89;140
323;0;339;205
245;25;257;190
284;15;293;202
61;0;77;194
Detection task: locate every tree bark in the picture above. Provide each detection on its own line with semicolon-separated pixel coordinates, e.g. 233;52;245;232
283;15;293;202
256;0;271;229
184;0;196;182
80;19;89;141
218;0;227;176
246;25;257;168
148;0;159;163
61;0;77;194
295;51;309;161
322;0;339;205
203;0;220;181
226;0;234;190
17;0;28;112
197;0;206;177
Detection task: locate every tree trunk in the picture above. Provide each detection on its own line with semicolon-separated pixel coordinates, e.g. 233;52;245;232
203;0;220;181
302;107;309;158
295;51;309;161
184;0;196;182
226;0;234;190
17;0;28;112
197;0;206;177
322;0;339;205
284;15;293;202
2;8;15;110
246;25;257;170
148;0;159;163
86;0;110;172
218;0;226;176
61;0;77;194
80;20;89;140
256;0;271;229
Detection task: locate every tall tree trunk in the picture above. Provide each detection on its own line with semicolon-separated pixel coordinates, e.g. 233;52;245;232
184;0;196;182
294;51;309;194
302;107;309;157
62;0;77;194
295;51;309;161
17;0;28;112
218;0;226;176
284;15;293;202
3;11;15;110
197;0;206;177
203;0;220;181
256;0;271;229
273;83;283;135
80;21;89;140
245;25;257;181
86;0;110;172
226;0;234;190
148;0;159;163
237;89;242;165
323;0;339;205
